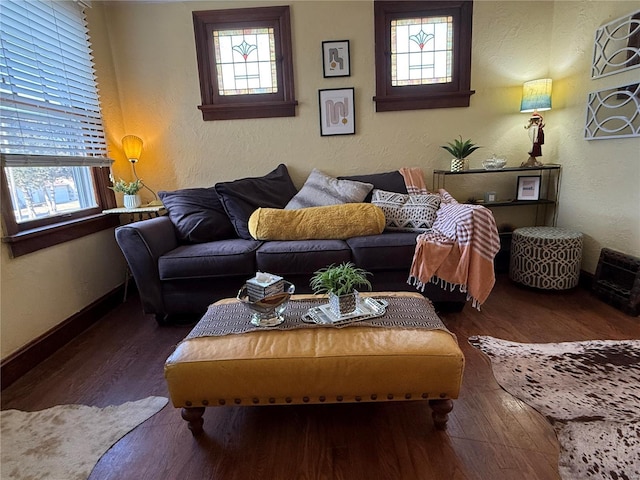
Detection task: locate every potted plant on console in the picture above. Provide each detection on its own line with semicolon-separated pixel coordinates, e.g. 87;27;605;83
441;136;481;172
310;262;372;317
110;178;143;208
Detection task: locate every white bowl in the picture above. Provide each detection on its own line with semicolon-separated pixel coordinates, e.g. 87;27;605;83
482;157;507;170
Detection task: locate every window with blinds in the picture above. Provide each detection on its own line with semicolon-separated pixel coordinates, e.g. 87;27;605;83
0;0;117;256
0;0;114;236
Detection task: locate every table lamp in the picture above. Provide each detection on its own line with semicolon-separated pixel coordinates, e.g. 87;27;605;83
122;135;162;206
520;78;552;167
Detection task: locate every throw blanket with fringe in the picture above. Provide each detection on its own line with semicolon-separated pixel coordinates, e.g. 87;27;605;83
399;168;500;308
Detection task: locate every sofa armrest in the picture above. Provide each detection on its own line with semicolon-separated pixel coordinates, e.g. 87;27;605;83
115;216;179;317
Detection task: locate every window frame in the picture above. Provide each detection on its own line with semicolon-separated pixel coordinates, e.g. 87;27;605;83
192;5;298;121
373;0;475;112
1;166;118;257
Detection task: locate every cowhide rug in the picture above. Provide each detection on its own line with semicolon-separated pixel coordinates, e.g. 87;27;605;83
0;396;168;480
469;336;640;480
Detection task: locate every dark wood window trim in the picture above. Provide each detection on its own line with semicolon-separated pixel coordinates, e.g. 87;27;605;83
192;5;298;121
373;1;475;112
1;167;118;258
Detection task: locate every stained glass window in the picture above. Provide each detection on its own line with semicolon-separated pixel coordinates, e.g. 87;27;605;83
391;17;453;86
213;28;277;95
193;6;297;120
374;1;473;112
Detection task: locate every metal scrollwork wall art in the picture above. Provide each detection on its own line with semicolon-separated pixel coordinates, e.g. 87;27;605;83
585;10;640;140
585;83;640;140
591;10;640;78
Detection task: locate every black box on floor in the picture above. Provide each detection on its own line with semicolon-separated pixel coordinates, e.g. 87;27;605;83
494;232;512;274
593;248;640;316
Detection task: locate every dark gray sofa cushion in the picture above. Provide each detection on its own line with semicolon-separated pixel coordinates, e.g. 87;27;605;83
346;232;419;271
256;240;351;276
158;187;235;243
159;239;261;280
338;171;408;202
215;164;298;240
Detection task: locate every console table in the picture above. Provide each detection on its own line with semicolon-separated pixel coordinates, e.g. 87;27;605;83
432;164;561;226
433;165;562;273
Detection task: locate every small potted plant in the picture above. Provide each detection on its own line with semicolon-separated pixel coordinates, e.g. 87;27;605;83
110;178;143;208
441;136;481;172
310;262;372;317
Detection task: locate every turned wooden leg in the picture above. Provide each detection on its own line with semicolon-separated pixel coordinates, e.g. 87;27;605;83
429;399;453;430
181;407;205;436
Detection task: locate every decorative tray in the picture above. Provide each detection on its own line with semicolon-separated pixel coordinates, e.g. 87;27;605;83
302;298;389;325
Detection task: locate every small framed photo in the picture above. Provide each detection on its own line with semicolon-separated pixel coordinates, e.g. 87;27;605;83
516;175;541;200
322;40;350;77
319;88;355;136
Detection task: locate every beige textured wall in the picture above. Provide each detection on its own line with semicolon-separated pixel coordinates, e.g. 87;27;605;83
548;1;640;272
101;0;556;189
2;1;638;359
0;3;125;359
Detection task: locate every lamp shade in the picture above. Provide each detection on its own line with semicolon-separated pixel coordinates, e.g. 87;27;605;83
520;79;552;113
122;135;143;163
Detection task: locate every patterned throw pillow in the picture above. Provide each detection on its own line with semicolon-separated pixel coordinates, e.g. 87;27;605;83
285;169;373;209
371;189;441;232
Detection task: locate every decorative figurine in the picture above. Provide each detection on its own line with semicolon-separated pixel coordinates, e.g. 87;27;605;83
521;112;545;167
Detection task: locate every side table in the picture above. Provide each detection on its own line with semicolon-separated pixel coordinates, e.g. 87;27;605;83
102;205;166;221
103;205;166;301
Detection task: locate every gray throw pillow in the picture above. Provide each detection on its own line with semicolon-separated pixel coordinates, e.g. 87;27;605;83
285;169;373;210
371;189;441;232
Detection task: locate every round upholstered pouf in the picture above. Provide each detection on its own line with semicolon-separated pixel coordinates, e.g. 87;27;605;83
509;227;583;290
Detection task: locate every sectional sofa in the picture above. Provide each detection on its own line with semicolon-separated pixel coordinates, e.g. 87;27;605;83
115;165;467;324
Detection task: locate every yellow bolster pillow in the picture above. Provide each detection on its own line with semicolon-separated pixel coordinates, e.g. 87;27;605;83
248;203;386;240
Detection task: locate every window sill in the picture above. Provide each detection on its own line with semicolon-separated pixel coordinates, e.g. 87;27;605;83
2;214;121;258
198;100;298;121
373;90;476;112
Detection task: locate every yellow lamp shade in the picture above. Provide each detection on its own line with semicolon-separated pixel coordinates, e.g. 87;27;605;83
520;79;552;113
122;135;143;163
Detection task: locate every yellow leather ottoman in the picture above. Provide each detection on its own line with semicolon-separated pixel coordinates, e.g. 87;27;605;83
164;292;464;436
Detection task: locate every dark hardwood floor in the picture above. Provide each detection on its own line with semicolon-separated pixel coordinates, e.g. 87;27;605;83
2;275;638;480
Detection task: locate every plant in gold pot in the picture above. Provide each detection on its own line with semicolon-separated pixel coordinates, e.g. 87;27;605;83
441;136;481;172
310;262;372;317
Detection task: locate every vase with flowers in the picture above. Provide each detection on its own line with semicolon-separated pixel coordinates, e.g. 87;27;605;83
110;178;143;208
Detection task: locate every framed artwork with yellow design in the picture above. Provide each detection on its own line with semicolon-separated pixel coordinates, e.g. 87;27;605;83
322;40;350;78
319;88;355;136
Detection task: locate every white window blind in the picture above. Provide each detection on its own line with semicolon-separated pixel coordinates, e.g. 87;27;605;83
0;0;111;167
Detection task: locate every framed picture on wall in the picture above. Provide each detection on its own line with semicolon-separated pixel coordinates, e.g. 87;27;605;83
516;175;541;201
319;88;355;136
322;40;350;77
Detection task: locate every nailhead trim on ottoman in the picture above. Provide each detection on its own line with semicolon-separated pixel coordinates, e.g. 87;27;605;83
509;226;583;290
